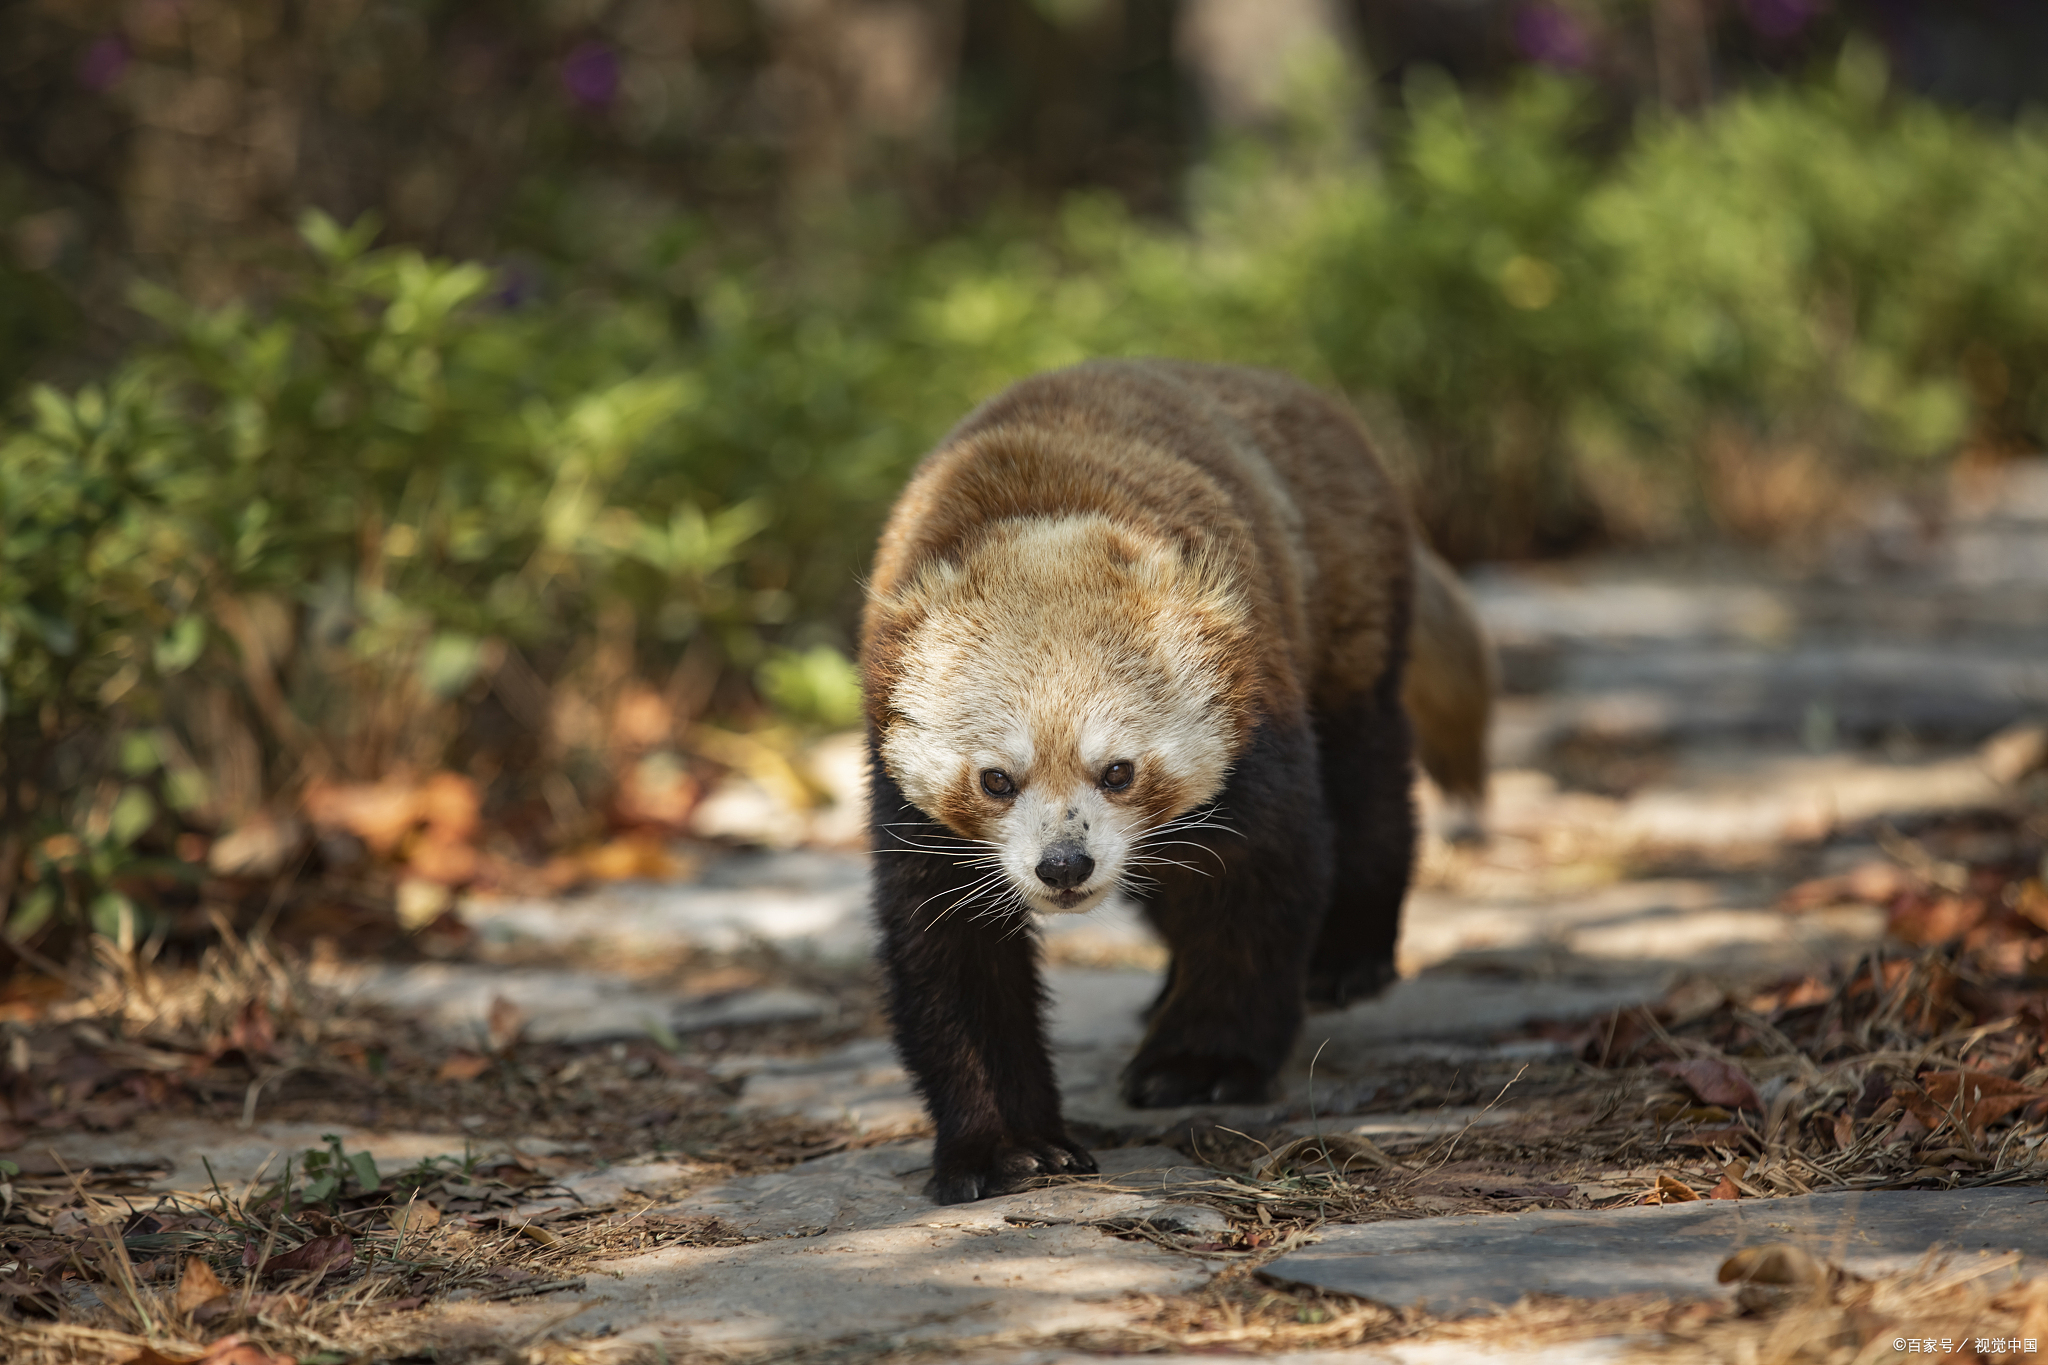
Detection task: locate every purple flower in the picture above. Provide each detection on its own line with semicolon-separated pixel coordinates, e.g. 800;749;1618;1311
78;35;129;92
491;258;544;311
1745;0;1822;41
1514;5;1593;71
561;42;619;110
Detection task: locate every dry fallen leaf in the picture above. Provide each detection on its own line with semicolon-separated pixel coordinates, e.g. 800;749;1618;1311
174;1255;229;1316
407;832;479;886
391;1200;441;1235
198;1336;295;1365
1647;1173;1701;1204
119;1348;201;1365
119;1336;293;1365
206;813;304;879
486;994;527;1054
303;777;421;856
1889;894;1987;948
416;770;481;841
436;1050;491;1082
1915;1069;2047;1136
576;833;686;882
258;1232;353;1283
1657;1058;1763;1112
1719;1243;1830;1287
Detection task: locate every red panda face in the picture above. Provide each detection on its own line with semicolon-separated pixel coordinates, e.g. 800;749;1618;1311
870;514;1255;918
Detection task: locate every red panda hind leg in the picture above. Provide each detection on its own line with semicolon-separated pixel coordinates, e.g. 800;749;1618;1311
1304;688;1417;1007
1120;715;1332;1107
1306;577;1418;1007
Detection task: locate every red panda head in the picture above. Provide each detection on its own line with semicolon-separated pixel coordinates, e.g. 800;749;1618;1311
865;513;1257;918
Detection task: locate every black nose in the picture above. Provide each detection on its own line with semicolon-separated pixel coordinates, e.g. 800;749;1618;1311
1035;843;1095;890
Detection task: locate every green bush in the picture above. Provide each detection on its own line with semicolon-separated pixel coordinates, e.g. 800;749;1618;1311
0;215;761;939
8;48;2048;942
1588;44;2048;469
1261;50;2048;551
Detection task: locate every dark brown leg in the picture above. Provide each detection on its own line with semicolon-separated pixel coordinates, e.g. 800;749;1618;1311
1122;717;1332;1107
1306;685;1416;1008
869;738;1097;1203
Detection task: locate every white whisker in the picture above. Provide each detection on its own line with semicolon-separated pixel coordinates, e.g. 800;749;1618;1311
1128;853;1207;876
917;867;1009;923
1147;808;1242;840
923;867;1020;928
1132;833;1230;873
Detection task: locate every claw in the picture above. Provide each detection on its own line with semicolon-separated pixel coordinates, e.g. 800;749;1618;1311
1120;1053;1271;1108
926;1136;1098;1204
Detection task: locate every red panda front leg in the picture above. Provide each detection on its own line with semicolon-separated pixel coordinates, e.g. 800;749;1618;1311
869;741;1098;1204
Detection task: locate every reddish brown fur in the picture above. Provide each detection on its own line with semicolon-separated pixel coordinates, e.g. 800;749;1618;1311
865;361;1413;744
861;359;1489;1204
1405;544;1497;811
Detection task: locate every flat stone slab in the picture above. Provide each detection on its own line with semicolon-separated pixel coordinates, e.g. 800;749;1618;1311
460;876;872;960
1399;879;1885;980
1264;1188;2048;1316
318;961;833;1044
455;1196;1215;1354
993;1344;1634;1365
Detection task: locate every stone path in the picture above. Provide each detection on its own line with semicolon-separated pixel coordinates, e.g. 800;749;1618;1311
1265;1188;2048;1314
64;460;2048;1361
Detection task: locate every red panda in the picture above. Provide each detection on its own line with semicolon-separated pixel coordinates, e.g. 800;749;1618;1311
860;360;1492;1203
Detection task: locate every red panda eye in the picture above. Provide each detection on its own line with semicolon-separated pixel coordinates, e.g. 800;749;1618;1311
1102;761;1134;791
980;769;1016;797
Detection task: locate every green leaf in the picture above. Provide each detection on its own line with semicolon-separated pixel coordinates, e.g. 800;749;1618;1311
301;1170;340;1205
419;632;484;698
165;768;211;814
757;645;862;731
89;890;136;943
300;209;381;264
153;617;205;674
118;730;161;776
26;384;74;441
108;786;157;848
7;884;56;939
347;1148;381;1193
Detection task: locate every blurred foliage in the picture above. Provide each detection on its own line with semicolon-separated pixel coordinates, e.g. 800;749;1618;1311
7;46;2048;944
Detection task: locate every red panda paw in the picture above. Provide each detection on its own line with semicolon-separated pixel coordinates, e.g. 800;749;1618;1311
925;1135;1098;1204
1120;1052;1272;1108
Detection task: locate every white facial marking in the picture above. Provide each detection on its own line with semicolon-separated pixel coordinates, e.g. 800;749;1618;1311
877;515;1249;917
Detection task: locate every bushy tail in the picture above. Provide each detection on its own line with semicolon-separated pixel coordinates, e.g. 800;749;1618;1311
1402;544;1496;842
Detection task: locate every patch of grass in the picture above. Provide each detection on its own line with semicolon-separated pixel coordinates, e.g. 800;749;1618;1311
0;921;898;1364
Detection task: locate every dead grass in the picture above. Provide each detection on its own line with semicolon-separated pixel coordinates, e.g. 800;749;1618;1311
0;924;886;1365
1552;944;2048;1198
1027;1239;2048;1363
0;1099;755;1365
1635;1252;2048;1364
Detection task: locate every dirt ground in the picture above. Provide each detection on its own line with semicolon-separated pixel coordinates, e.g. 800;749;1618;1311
7;462;2048;1365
